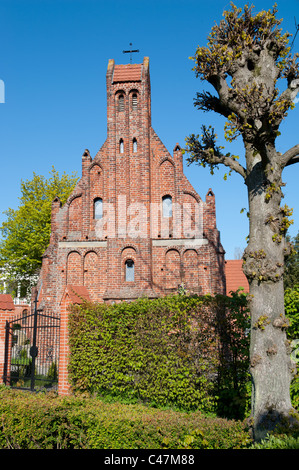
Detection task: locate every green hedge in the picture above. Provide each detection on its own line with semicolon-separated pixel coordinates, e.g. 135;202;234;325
68;293;251;418
285;285;299;410
250;432;299;449
0;387;251;449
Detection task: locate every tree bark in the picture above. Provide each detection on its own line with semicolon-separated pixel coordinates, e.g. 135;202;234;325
243;146;297;441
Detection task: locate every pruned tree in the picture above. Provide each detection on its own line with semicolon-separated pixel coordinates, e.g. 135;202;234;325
185;3;299;440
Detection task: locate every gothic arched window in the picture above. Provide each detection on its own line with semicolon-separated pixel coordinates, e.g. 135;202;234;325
132;93;137;111
119;138;124;154
94;198;103;220
162;195;172;218
118;94;124;112
133;138;137;153
125;259;134;282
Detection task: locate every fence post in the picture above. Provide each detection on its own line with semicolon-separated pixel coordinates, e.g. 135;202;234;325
58;292;71;395
0;299;15;385
30;295;39;391
3;321;12;385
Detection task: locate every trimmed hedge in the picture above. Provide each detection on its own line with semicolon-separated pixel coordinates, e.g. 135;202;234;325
68;293;251;419
0;387;251;449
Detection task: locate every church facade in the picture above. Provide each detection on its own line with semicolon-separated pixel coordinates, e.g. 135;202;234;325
36;57;226;312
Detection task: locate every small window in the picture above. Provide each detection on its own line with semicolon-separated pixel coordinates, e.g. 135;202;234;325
162;195;172;218
118;94;124;112
133;138;137;153
119;138;124;154
132;93;137;111
94;198;103;219
125;259;134;282
22;309;28;325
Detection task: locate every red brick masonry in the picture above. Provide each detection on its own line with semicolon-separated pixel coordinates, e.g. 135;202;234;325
0;295;15;385
36;57;226;316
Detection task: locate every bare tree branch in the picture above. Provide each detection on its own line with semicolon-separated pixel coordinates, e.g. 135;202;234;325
207;152;247;178
279;79;299;102
280;144;299;169
208;75;246;119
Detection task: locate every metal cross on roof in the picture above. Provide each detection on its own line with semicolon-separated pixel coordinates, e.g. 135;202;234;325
123;43;140;63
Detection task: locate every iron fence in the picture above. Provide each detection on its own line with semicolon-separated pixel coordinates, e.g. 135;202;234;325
3;301;60;392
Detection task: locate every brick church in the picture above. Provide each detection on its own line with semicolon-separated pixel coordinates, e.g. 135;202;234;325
36;56;226;312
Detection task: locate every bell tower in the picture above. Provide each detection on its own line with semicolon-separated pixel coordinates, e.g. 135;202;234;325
105;57;152;210
101;57;156;300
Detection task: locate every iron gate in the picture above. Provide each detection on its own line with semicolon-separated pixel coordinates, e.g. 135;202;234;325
3;301;60;392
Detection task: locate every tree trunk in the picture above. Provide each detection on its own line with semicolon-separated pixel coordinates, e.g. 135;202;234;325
243;149;297;441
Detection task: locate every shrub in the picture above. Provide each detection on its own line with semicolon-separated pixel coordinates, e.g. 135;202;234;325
250;433;299;449
285;284;299;340
0;387;251;449
285;285;299;411
212;290;251;419
68;293;251;418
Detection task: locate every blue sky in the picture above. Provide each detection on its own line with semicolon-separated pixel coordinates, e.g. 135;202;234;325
0;0;298;259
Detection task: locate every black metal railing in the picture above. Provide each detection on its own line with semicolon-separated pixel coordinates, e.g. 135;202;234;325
3;299;60;392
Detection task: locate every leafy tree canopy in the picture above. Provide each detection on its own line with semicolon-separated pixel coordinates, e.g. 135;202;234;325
0;166;78;284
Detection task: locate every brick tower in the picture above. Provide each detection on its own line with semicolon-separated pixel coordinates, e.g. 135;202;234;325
36;57;226;312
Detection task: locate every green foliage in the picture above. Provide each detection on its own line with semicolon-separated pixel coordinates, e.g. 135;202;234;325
189;3;297;142
0;166;78;286
284;232;299;289
185;3;298;174
290;374;299;412
284;285;299;411
214;290;251;419
0;386;251;449
192;3;291;82
285;285;299;340
47;362;58;381
68;293;251;419
250;432;299;449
